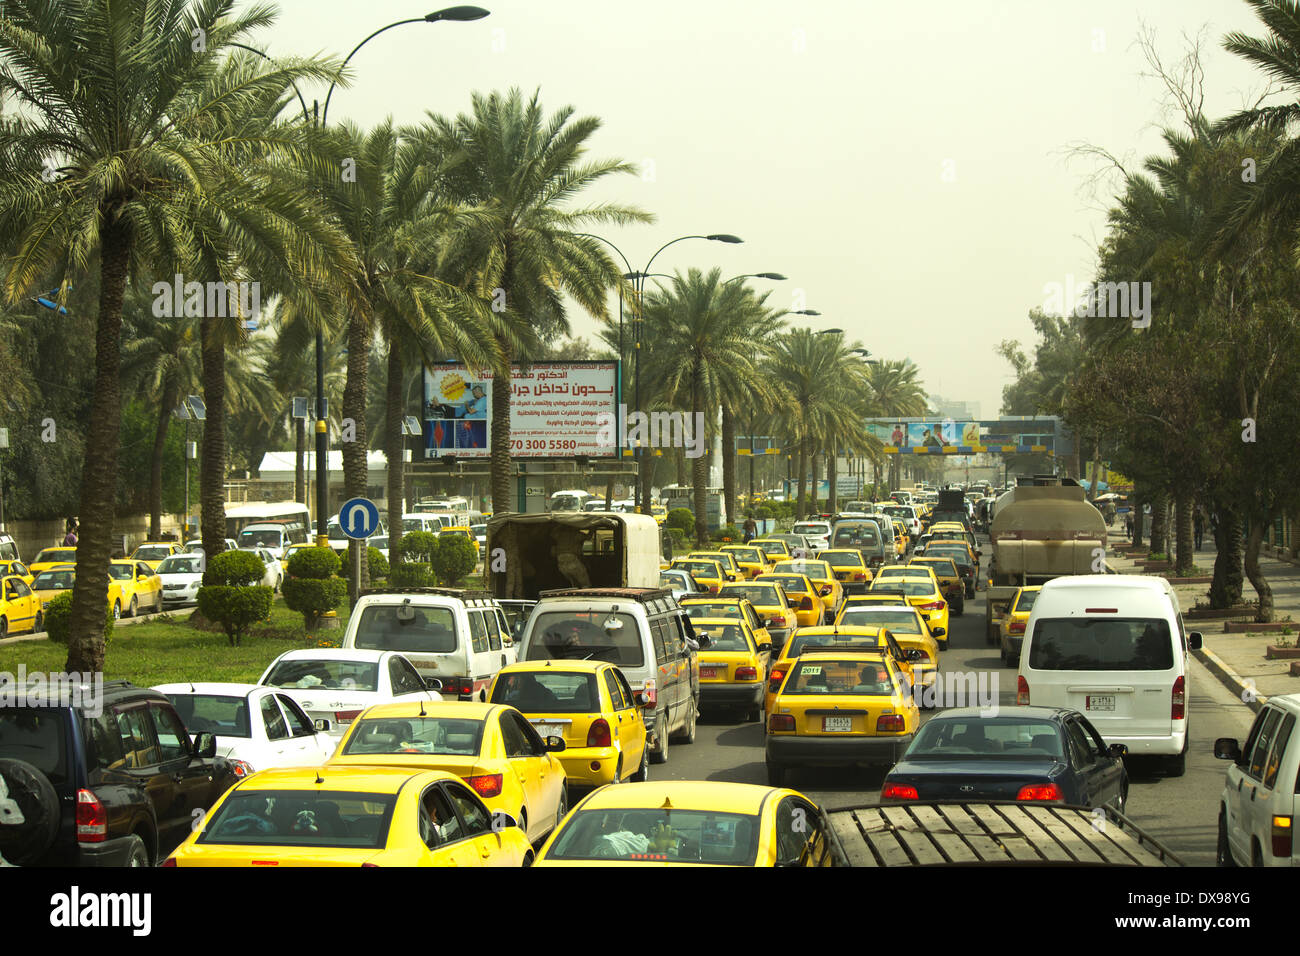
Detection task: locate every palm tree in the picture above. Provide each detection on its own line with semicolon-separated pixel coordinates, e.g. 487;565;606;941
0;0;349;671
862;359;927;492
427;88;652;513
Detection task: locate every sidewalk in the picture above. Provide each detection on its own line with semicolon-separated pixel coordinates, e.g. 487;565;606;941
1107;529;1300;712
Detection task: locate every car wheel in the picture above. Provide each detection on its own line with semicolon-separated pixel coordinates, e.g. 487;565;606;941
766;763;785;787
0;759;60;866
649;713;669;764
129;595;138;618
954;599;964;617
672;696;697;744
113;601;121;621
1216;810;1235;867
552;788;568;836
1252;841;1264;867
630;742;650;782
123;834;150;868
0;616;7;638
32;612;42;634
746;700;762;723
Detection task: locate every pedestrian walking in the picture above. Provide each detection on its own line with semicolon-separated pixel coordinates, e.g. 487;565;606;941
742;513;757;543
1125;512;1134;541
62;519;78;547
1193;509;1204;551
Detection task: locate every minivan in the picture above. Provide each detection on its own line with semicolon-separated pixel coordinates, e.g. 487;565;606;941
341;588;517;700
1214;692;1300;866
516;587;700;766
1017;576;1202;776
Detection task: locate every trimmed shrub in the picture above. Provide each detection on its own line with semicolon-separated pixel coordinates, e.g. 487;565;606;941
44;591;115;648
283;546;346;631
667;527;688;550
714;524;741;544
432;535;477;586
368;546;389;582
389;563;435;588
203;548;266;587
754;506;773;521
666;508;694;535
196;584;273;646
400;531;439;564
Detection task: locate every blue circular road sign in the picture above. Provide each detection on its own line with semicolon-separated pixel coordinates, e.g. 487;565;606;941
339;497;380;539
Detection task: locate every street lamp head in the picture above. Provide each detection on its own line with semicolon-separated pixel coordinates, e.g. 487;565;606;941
818;328;843;335
426;6;490;21
706;234;743;244
755;273;787;280
791;309;820;316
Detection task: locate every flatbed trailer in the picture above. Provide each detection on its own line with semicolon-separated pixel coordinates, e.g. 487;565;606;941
821;802;1183;867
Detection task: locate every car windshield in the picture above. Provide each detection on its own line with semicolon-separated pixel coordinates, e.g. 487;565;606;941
674;561;720;578
343;716;485;755
198;790;396;849
659;572;688;589
32;570;75;590
927;548;972;567
838;609;922;633
786;659;894;695
0;710;68;786
1013;590;1040;613
492;672;601;714
1028;618;1174;671
759;575;808;594
34;549;74;564
914;560;958;577
352;605;459;654
785;633;882;656
134;546;171;560
793;524;829;535
546;809;761;865
682;603;743;620
107;564;134;580
692;622;749;651
752;542;787;558
263;659;380;692
774;562;828;580
526;611;645;668
882;507;910;519
239;529;283;548
821;553;863;568
166;694;252;738
872;580;935;597
724;548;762;564
718;585;781;605
158;555;203;574
907;717;1064;759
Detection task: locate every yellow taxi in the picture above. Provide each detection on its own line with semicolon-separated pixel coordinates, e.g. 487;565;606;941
765;651;920;786
688;551;746;583
679;596;775;651
327;701;568;847
29;565;126;617
669;558;727;594
834;603;941;699
716;581;796;649
130;541;181;570
839;591;910;610
908;554;965;615
0;574;42;636
997;585;1041;667
0;560;34;586
535;781;832;866
165;766;534;867
816;549;873;594
754;572;824;627
488;661;648;791
869;572;950;649
891;523;910;558
770;559;843;619
440;526;481;561
108;559;163;617
751;538;793;564
650;504;668;526
720;544;771;579
691;617;771;722
28;546;78;575
764;624;918;716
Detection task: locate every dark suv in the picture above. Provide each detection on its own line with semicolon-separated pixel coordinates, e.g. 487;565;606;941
0;679;239;867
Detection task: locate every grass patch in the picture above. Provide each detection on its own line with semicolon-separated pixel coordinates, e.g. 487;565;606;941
0;596;355;686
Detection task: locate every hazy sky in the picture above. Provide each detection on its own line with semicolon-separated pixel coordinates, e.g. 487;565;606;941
265;0;1270;418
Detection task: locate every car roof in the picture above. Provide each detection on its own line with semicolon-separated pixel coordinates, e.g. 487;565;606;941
270;648;392;663
153;682;263;696
1041;576;1169;592
927;706;1069;721
497;660;611;675
235;765;456;792
352;701;498;720
574;780;782;814
792;625;887;637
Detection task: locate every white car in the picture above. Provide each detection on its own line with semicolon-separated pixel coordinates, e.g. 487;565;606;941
1215;692;1300;866
257;649;442;738
156;552;206;608
368;534;390;562
152;682;338;778
791;521;831;552
469;524;487;549
239;546;284;591
184;538;238;553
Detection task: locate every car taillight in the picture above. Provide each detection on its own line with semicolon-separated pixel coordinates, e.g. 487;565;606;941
334;709;362;724
1016;783;1063;802
919;601;945;611
640;680;657;707
160;857;177;867
1272;816;1293;858
799;596;813;610
587;719;612;748
1017;675;1030;705
1008;621;1025;635
466;773;503;798
882;783;918;800
440;677;473;697
1172;675;1185;720
769;615;786;627
229;759;255;778
876;714;905;732
736;666;758;681
854;572;866;581
768;669;786;691
76;789;106;843
708;585;719;594
769;714;795;732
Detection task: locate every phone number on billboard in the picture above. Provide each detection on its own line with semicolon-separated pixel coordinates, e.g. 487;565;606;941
511;439;579;451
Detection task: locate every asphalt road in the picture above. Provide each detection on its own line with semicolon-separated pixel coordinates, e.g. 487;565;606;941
658;556;1255;866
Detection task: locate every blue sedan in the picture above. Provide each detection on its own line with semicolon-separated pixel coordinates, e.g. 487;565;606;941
879;706;1129;812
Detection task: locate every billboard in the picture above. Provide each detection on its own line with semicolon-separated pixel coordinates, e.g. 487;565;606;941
869;421;980;448
423;361;618;458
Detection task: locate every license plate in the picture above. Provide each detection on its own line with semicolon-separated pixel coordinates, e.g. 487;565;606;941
530;722;565;738
701;666;723;679
1086;695;1115;712
822;716;853;732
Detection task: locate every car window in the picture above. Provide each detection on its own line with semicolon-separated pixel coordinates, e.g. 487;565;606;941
614;669;638;710
512;712;547;755
528;611;646;668
468;611;490;654
482;610;503;651
775;796;811;864
1064;719;1095;766
115;706;162;768
388;657;424;696
1264;713;1295;790
0;711;70;785
603;669;629;710
148;702;192;762
276;695;316;737
260;695;290;741
445;781;494;836
419;784;464;848
1248;708;1282;780
353;604;458;654
1028;618;1174;671
499;711;532;758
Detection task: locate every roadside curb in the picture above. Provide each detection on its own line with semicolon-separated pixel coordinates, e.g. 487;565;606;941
0;606;195;647
1194;647;1267;714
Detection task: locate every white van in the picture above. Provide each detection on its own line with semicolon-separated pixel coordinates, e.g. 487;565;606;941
1017;576;1202;775
341;588;517;701
1214;693;1300;866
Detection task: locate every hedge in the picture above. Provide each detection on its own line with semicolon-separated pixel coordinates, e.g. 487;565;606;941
44;591;115;648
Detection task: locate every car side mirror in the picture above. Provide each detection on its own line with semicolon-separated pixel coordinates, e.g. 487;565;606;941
906;648;926;662
543;735;566;752
1106;743;1128;758
819;585;832;596
1187;631;1203;651
492;811;523;832
1214;737;1242;762
757;642;772;654
479;688;487;702
930;627;946;638
193;732;217;759
424;677;444;692
695;635;712;649
313;718;332;733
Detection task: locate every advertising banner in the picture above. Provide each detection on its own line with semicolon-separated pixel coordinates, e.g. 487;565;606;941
423;362;618;458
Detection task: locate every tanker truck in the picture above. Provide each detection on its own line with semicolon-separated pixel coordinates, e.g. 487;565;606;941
984;476;1109;645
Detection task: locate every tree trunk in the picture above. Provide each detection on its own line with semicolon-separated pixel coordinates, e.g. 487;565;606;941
721;403;736;530
1087;439;1100;500
1130;491;1145;550
342;311;372;603
199;311;228;560
796;436;808;520
1173;492;1193;577
1149;492;1167;556
1245;511;1274;623
827;452;837;514
66;217;132;674
295;417;306;504
149;377;179;541
490;335;513;514
674;444;685;487
385;343;405;571
1210;506;1244;608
